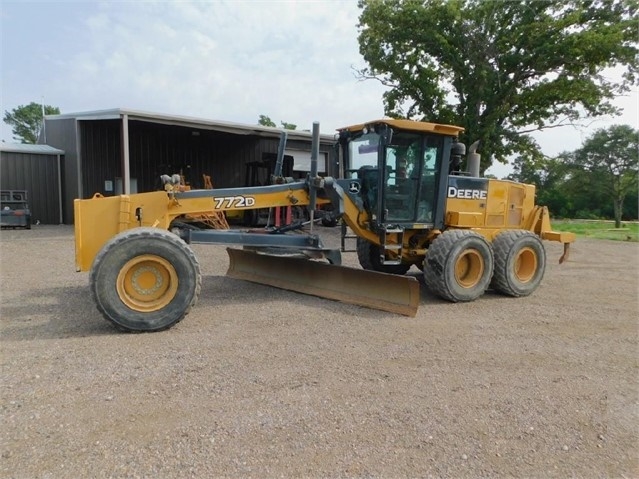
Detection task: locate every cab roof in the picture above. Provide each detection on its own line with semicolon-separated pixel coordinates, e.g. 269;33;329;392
338;119;464;137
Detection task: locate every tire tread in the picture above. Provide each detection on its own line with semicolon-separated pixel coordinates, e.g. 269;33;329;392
424;229;493;302
491;229;545;297
89;227;201;332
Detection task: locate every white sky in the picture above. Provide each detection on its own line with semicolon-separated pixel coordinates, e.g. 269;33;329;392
2;1;637;178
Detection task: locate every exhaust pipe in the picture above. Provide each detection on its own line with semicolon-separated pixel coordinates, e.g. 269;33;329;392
308;122;320;233
467;140;481;177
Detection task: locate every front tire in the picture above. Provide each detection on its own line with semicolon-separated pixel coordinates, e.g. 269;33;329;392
90;227;201;332
491;230;546;297
356;238;410;275
424;230;494;302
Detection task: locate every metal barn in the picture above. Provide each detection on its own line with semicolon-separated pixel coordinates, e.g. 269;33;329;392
41;109;337;224
0;144;64;224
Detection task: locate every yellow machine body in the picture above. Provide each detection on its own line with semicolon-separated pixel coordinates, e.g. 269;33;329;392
444;179;574;242
74;118;575;332
74;186;330;273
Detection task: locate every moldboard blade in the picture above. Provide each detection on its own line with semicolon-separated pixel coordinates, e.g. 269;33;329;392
226;248;419;316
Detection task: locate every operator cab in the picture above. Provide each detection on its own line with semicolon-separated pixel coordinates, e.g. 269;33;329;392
338;119;464;230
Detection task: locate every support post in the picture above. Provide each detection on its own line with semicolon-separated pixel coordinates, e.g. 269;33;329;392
308;122;320;233
122;114;131;195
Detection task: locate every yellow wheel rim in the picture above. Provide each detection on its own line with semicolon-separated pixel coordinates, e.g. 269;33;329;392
514;247;537;283
454;249;484;288
116;255;178;312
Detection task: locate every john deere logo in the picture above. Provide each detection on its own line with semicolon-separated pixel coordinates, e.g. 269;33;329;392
447;177;488;200
447;186;487;200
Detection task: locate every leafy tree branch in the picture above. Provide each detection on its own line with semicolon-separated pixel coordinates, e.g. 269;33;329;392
356;0;638;171
3;102;60;144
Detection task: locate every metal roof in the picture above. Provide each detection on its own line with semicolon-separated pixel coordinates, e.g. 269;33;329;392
339;119;464;136
0;143;65;155
45;108;336;142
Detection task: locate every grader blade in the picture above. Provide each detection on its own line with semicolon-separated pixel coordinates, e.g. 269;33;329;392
226;248;419;316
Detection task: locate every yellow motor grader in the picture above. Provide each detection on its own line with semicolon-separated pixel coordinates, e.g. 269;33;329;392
74;120;575;332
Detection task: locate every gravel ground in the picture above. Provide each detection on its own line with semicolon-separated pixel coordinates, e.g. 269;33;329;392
1;225;637;479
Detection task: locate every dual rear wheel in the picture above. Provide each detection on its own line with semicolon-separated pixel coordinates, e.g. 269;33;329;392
424;229;546;302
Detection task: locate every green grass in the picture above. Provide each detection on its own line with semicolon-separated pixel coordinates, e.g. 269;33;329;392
551;220;639;242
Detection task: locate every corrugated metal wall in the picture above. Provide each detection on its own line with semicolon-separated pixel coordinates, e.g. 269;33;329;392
79;120;332;197
0;152;61;224
79;119;122;198
43;118;79;224
128;121;263;191
42;115;336;222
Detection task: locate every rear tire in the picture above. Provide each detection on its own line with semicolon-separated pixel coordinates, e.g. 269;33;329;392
322;216;338;227
356;237;410;275
491;230;546;297
424;230;493;302
90;227;201;332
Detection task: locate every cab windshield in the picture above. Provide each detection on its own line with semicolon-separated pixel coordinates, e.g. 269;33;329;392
382;133;444;223
347;131;380;177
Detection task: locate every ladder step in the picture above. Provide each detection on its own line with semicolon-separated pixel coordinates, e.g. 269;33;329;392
381;227;404;265
341;224;358;252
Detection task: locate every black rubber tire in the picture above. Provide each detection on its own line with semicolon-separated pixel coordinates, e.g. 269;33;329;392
491;230;546;297
89;227;201;332
321;208;338;227
356;237;410;275
321;216;338;227
423;230;494;302
169;220;200;242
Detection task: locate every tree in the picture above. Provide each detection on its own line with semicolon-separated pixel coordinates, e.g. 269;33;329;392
573;125;638;227
509;129;639;221
258;115;297;130
258;115;276;127
3;102;60;144
357;0;638;171
509;151;575;218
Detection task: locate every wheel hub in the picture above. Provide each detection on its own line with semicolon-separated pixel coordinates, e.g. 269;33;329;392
116;254;178;312
514;247;537;282
455;249;484;288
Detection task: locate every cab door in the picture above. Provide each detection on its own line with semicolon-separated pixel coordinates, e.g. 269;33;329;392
382;134;445;224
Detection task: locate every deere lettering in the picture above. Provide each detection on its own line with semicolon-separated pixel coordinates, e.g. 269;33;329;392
448;186;487;200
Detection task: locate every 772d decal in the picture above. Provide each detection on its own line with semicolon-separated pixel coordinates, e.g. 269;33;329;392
213;196;256;209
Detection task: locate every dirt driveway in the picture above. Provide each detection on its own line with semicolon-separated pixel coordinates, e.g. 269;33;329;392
1;225;637;478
